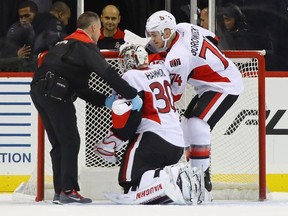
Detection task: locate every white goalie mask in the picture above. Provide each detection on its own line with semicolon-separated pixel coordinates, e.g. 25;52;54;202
119;43;149;72
145;10;177;51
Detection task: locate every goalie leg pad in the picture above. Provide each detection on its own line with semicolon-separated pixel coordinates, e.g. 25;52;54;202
105;169;186;205
105;179;185;205
164;163;207;205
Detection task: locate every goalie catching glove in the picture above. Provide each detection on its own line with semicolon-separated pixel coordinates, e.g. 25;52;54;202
94;130;127;163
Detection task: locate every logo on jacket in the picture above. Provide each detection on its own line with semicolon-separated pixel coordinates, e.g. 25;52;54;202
169;58;181;67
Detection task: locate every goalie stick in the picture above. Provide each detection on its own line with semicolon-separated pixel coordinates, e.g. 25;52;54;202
123;29;165;53
124;30;150;47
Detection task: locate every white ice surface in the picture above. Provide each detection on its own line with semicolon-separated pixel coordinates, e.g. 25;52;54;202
1;192;288;216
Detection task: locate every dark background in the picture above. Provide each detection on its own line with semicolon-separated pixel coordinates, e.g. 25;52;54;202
1;0;288;70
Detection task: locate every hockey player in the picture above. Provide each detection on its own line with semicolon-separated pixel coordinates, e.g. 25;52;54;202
145;11;244;194
94;44;208;204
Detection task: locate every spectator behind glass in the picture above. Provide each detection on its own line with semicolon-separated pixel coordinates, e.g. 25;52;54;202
32;1;71;54
221;3;273;51
200;7;209;30
97;4;125;50
6;1;38;59
0;38;25;71
222;3;248;33
220;3;251;50
4;1;39;71
197;7;220;47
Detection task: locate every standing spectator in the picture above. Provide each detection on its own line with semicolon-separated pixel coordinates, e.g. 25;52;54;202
222;3;248;33
32;1;71;54
220;3;272;50
198;6;219;47
30;11;142;204
94;44;207;205
199;7;209;30
97;4;125;50
145;10;244;197
6;1;38;70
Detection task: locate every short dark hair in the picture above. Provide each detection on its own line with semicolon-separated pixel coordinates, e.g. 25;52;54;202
50;1;70;14
77;11;99;29
19;1;38;13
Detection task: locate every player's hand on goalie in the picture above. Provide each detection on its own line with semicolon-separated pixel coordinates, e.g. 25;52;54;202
105;94;116;109
94;130;127;163
131;95;143;111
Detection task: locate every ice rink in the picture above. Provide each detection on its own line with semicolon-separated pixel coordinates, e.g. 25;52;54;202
1;192;288;216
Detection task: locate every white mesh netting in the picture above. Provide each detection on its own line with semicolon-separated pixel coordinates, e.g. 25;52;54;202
13;51;264;201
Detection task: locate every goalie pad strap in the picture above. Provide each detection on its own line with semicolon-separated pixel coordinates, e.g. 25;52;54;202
153;168;162;178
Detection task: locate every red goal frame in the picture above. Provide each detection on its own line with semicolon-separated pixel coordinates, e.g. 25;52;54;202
28;50;266;201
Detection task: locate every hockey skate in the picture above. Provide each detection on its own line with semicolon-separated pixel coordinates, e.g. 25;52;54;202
94;130;127;163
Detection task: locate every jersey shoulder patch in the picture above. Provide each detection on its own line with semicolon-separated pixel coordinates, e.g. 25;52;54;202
169;58;181;67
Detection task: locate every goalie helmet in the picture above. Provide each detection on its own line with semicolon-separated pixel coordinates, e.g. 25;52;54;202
145;10;177;50
119;43;149;71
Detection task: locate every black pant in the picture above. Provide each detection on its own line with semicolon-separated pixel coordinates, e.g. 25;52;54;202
118;131;184;193
184;91;239;130
30;80;80;194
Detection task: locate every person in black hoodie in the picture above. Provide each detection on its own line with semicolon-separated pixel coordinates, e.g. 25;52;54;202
30;11;142;205
32;1;71;54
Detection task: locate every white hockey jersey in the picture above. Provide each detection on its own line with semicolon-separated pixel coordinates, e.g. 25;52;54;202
165;23;244;97
121;64;184;148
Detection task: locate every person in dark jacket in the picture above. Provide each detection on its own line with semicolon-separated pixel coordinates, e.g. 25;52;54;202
30;11;142;205
6;1;38;71
32;1;71;54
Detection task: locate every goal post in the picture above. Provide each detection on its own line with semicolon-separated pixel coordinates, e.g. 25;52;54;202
10;50;266;202
223;50;266;201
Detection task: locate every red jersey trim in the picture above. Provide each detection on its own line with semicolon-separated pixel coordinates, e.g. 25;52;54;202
214;35;220;43
167;32;180;51
65;29;94;43
142;91;161;124
148;52;167;64
99;28;125;40
199;92;222;119
191;65;231;83
37;51;48;67
121;134;139;182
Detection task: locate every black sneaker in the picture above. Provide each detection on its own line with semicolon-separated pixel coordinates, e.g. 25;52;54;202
59;190;92;204
204;168;212;192
52;193;61;204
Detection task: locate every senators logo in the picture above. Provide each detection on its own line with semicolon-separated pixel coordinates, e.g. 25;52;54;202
169;58;181;67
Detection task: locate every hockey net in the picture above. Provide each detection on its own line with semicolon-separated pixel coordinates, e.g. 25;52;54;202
12;50;266;202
